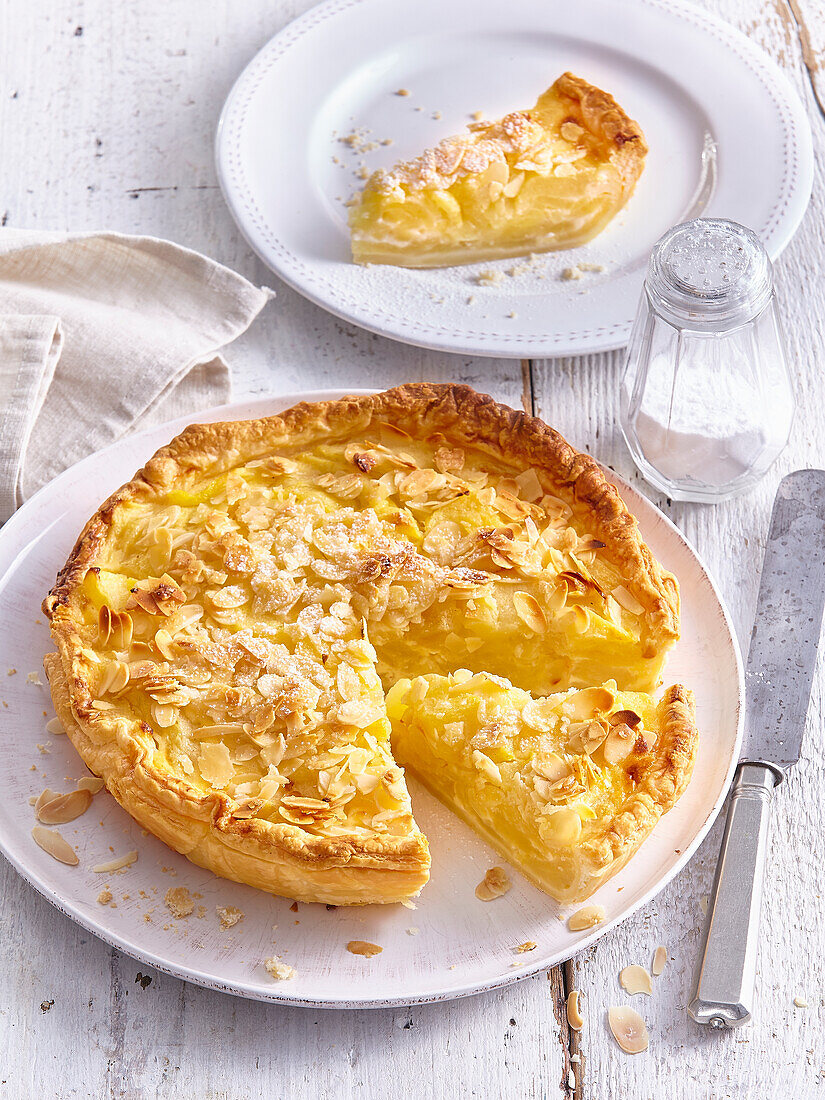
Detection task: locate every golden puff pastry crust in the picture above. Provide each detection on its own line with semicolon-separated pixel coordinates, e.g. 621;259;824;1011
43;383;685;906
348;72;648;267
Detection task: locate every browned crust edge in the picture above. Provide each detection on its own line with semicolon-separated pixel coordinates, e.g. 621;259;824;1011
579;684;698;899
42;382;680;904
550;71;648;191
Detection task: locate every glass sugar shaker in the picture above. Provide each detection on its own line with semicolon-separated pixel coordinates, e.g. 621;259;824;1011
620;219;794;503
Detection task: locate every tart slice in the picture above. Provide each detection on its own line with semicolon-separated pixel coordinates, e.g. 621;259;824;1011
387;672;697;904
348;72;647;267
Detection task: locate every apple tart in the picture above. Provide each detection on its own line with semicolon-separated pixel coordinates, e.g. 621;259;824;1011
43;384;694;906
348;73;647;267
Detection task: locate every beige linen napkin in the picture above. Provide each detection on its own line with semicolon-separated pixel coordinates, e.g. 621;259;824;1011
0;229;273;521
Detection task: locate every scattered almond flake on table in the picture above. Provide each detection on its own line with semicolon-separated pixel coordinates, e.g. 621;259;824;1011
92;850;138;873
406;927;419;936
216;905;244;930
31;826;79;866
471;111;483;122
475;866;511;901
264;956;296;981
36;743;51;754
699;895;709;915
570;1054;580;1064
652;945;667;976
400;899;417;910
514;941;537;953
608;1005;649;1054
620;965;653;996
7;668;16;675
567;1069;575;1090
794;995;809;1008
36;788;93;825
97;888;113;905
566;990;584;1030
27;671;43;685
346;940;383;958
395;88;410;97
567;904;606;931
45;717;65;736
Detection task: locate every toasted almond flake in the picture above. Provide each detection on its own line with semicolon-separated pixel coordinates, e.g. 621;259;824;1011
475;866;511;901
165;886;195;918
620;964;653;996
265;956;297;980
611;585;645;616
652;946;667;976
608;1005;649;1054
198;742;234;788
31;826;78;865
347;940;382;957
92;850;138;873
34;788;61;815
565;686;616;721
77;776;105;794
566;989;584;1030
45;717;65;736
514;941;537;953
36;788;93;825
568;904;606;932
216;905;244;930
406;927;419;936
400;899;417;910
513;591;547;633
794;995;808;1008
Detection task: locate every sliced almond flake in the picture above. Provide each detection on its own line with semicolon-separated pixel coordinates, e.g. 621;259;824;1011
45;717;65;736
620;964;653;996
471;750;502;784
475;866;511;901
514;467;543;502
31;826;78;865
567;904;606;932
793;995;808;1008
400;899;417;910
36;788;93;825
347;940;382;957
652;946;667;977
34;788;61;815
265;956;296;980
93;850;138;873
565;686;616;722
566;989;584;1030
611;585;645;616
514;941;537;953
608;1005;649;1054
513;591;547;634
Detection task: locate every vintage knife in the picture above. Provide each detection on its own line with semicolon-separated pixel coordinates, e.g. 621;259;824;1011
688;469;825;1028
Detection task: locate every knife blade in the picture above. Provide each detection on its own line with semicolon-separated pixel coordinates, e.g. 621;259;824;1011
689;469;825;1029
744;468;825;767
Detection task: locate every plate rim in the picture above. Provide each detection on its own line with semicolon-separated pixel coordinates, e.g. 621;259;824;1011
214;0;813;359
0;390;744;1008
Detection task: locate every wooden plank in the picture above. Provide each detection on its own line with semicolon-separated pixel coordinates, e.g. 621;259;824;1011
531;2;825;1095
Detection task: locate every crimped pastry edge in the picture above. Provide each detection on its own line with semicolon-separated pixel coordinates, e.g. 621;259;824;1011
43;382;681;905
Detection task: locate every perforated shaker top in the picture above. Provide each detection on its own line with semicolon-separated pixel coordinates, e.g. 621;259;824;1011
646;219;773;325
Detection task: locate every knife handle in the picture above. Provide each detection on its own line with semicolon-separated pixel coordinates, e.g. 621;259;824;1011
687;762;782;1028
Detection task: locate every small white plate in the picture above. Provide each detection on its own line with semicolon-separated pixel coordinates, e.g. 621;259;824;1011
0;391;743;1008
215;0;812;358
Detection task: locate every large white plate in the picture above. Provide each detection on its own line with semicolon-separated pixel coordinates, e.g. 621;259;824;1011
215;0;812;358
0;391;743;1008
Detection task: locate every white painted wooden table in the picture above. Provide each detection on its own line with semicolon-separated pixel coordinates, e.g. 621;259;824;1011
1;1;824;1096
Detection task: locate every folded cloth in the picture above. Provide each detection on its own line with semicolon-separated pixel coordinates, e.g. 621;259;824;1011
0;229;273;522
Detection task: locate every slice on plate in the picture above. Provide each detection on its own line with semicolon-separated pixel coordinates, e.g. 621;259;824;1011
44;383;688;906
348;72;647;267
387;672;696;904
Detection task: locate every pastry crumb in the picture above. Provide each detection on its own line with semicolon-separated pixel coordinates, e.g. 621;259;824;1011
164;886;195;919
97;888;113;905
265;956;296;981
406;927;419;936
400;899;417;910
395;88;410;97
217;905;244;930
27;672;43;686
7;667;17;676
471;111;483;122
346;940;383;957
514;941;537;953
476;269;504;286
475;866;511;901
